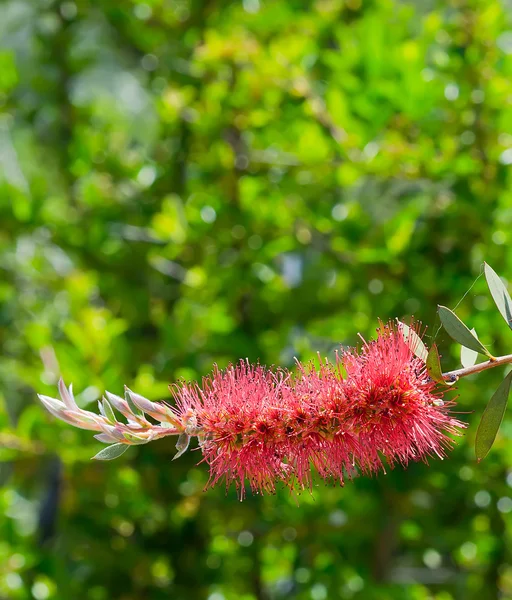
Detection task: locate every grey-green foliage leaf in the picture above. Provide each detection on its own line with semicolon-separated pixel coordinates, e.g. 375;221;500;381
124;388;144;417
92;443;129;461
397;321;428;361
461;328;479;368
173;433;190;460
122;431;149;445
475;371;512;461
426;344;445;384
101;398;117;423
484;262;512;330
438;305;492;357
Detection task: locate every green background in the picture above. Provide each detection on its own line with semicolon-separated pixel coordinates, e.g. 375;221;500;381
2;0;512;598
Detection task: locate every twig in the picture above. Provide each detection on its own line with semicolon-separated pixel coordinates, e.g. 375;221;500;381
443;354;512;382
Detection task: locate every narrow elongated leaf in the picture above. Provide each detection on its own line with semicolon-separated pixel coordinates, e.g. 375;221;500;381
124;387;144;417
58;378;78;410
101;398;116;423
173;433;190;460
105;391;131;417
438;305;492;357
122;432;150;445
98;400;106;418
426;344;457;386
125;389;168;419
475;371;512;461
484;262;512;330
92;443;129;461
94;433;119;444
398;321;428;361
426;344;445;384
461;328;479;368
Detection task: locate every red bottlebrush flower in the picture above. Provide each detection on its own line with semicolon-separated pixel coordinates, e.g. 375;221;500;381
283;361;359;490
38;322;465;499
341;323;464;471
169;325;464;497
172;362;293;498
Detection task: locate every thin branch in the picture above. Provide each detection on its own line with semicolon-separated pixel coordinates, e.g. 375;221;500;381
443;354;512;382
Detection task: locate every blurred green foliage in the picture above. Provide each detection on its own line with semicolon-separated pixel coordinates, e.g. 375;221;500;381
2;0;512;598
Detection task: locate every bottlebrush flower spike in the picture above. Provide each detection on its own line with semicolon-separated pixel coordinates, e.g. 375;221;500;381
341;323;464;470
171;363;294;496
37;323;465;496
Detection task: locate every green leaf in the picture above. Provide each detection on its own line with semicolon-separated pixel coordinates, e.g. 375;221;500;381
101;398;117;423
460;328;479;368
173;433;190;460
122;432;149;445
426;344;445;384
124;388;144;417
92;443;129;461
475;371;512;462
484;262;512;330
438;305;492;357
397;321;428;361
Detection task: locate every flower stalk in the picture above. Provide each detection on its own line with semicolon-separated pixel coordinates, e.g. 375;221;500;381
38;379;182;447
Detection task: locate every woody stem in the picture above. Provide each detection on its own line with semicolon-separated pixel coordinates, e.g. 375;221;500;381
443;354;512;382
